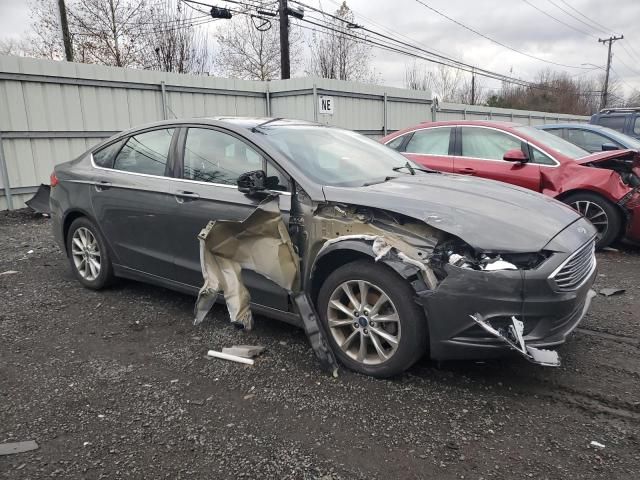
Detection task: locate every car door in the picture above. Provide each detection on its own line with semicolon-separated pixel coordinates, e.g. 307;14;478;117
90;127;178;279
397;127;454;172
454;126;542;191
169;126;292;311
565;128;622;153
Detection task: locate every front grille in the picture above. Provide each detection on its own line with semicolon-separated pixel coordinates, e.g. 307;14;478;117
550;240;596;291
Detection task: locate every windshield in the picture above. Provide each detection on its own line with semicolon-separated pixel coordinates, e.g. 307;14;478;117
514;125;589;159
259;125;422;187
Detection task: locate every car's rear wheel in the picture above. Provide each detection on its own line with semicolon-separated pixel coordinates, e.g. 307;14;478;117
317;259;428;378
562;192;622;249
66;217;114;289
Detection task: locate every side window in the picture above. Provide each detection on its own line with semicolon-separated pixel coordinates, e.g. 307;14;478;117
634;118;640;136
597;116;626;132
113;129;174;176
386;134;407;151
545;128;564;139
529;147;556;166
92;139;124;168
566;129;617;152
461;127;522;160
405;128;451;155
183;128;263;185
266;161;290;192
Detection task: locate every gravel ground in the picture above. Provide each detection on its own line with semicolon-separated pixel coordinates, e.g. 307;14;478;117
1;209;639;479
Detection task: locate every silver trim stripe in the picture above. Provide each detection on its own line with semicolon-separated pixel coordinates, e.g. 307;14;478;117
549;240;596;291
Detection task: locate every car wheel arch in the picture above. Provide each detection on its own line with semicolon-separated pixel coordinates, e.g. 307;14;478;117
62;210;117;260
309;241;424;307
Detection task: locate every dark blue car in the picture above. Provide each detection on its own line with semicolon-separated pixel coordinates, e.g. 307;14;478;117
538;123;640;154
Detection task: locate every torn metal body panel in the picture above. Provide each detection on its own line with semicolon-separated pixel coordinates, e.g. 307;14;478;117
195;196;299;329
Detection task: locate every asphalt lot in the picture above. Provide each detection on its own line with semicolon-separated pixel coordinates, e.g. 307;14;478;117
1;209;639;479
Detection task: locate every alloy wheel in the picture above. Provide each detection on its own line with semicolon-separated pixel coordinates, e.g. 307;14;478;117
327;280;401;365
570;200;609;240
71;227;101;281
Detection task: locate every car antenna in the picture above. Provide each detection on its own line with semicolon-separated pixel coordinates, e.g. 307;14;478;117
251;117;283;133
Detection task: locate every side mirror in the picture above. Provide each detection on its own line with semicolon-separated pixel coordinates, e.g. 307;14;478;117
237;170;267;195
503;149;528;163
601;143;619;151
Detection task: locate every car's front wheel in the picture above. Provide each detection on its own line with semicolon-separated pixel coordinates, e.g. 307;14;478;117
562;192;622;249
317;259;428;378
66;217;114;289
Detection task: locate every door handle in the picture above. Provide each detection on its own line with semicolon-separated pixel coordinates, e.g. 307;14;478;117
94;180;112;191
457;167;476;175
175;190;200;203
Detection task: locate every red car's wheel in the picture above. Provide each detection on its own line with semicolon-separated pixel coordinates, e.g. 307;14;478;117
563;192;622;249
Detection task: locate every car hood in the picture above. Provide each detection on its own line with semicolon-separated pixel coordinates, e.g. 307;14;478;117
574;149;638;165
323;173;583;253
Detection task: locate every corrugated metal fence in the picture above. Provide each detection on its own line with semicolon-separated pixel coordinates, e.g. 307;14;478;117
0;55;589;210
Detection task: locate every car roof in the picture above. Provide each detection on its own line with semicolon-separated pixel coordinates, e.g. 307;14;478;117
539;123;609;131
417;120;522;128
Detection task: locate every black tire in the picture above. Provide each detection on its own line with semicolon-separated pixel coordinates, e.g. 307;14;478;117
66;217;115;290
317;259;428;378
562;192;622;249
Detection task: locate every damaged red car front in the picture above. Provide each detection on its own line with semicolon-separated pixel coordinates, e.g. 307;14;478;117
381;121;640;248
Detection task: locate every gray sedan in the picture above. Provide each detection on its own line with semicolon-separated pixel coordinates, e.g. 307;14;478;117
50;118;597;377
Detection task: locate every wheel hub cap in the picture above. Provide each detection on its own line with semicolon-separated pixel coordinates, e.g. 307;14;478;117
327;280;401;365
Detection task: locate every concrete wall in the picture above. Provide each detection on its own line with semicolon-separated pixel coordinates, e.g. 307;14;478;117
0;55;589;210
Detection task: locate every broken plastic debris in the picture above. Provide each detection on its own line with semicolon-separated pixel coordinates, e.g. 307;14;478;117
469;314;560;367
590;441;605;449
0;441;39;456
0;270;18;276
483;260;517;271
221;345;265;358
599;288;625;297
207;350;255;365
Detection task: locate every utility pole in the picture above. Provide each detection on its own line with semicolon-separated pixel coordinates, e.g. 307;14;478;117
598;34;623;109
470;69;476;105
57;0;73;62
279;0;290;79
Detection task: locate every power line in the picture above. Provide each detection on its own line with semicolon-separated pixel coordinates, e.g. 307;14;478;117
412;0;591;68
293;14;598;97
521;0;596;38
546;0;606;34
557;0;617;34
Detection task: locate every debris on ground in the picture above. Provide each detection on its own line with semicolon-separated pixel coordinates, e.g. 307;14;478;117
590;441;606;449
599;287;626;296
221;345;266;358
25;184;51;215
207;350;256;365
0;270;18;275
0;440;39;456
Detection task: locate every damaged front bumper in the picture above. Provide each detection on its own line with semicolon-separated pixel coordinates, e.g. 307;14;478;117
419;248;597;363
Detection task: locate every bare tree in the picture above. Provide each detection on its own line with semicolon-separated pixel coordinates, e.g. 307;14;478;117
306;1;375;82
145;0;212;73
214;14;300;80
0;38;34;57
404;62;472;103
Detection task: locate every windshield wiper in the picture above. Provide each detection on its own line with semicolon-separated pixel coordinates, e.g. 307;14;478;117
392;163;440;174
363;176;396;186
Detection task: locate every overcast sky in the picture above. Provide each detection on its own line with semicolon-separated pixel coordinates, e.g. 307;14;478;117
1;0;639;98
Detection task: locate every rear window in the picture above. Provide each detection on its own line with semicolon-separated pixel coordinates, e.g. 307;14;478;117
596;115;626;132
92;140;124;168
113;129;175;176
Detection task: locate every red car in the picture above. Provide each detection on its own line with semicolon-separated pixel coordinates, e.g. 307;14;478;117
381;121;640;248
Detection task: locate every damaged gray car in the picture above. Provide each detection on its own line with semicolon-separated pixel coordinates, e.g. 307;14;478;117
50;118;598;377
